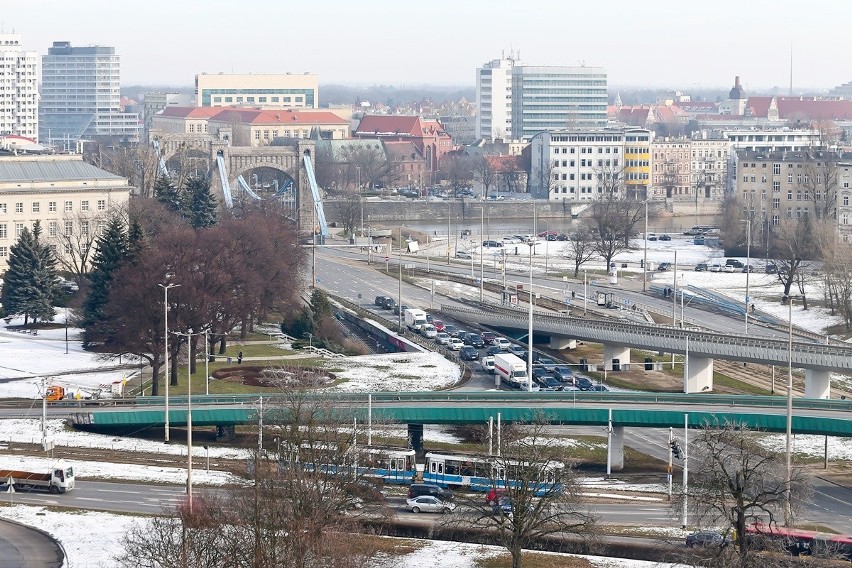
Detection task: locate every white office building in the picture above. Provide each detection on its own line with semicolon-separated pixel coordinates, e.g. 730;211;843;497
39;42;140;144
0;34;38;140
475;55;608;142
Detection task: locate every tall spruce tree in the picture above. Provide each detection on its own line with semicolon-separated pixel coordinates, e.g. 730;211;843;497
5;222;58;325
154;174;183;215
185;175;218;229
82;216;129;338
126;216;145;264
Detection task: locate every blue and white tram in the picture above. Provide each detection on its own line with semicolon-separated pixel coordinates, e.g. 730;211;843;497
356;445;416;485
422;451;563;495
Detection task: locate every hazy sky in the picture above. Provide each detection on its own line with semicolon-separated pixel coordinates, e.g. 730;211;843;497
4;0;850;92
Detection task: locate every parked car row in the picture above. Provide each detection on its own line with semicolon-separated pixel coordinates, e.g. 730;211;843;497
694;259;762;273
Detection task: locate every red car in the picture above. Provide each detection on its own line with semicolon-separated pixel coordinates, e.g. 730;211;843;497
433;320;445;332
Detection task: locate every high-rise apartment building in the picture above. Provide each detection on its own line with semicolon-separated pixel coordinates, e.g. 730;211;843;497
195;73;319;109
39;42;140;144
475;55;607;142
0;34;38;140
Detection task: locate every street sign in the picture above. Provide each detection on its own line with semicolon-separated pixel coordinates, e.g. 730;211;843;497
404;264;415;269
384;256;389;262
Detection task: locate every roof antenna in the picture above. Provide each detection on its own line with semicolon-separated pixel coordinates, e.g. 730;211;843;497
789;39;793;97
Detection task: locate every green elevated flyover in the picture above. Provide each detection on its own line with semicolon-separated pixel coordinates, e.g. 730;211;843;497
67;392;852;437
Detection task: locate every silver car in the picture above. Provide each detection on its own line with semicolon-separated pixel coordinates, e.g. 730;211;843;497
406;495;456;514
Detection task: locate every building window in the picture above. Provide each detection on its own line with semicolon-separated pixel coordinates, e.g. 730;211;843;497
81;221;89;237
48;221;57;237
786;208;792;219
772;214;779;226
254;130;260;140
787;190;793;200
64;201;73;212
15;202;23;213
97;199;106;211
788;174;793;183
64;221;73;237
844;196;850;206
32;202;40;213
49;201;56;212
0;203;5;213
81;200;89;211
773;163;781;175
15;223;23;237
0;246;6;258
773;198;780;209
0;224;5;239
773;181;780;192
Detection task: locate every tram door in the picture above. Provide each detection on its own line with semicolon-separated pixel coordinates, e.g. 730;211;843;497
430;459;444;484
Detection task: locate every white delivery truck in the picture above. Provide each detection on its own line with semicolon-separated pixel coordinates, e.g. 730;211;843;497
404;308;428;331
0;463;75;493
493;353;531;389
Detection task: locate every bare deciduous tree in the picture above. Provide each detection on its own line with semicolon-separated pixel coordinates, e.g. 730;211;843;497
565;224;597;278
679;422;811;568
448;421;595;568
474;154;498;199
49;208;112;282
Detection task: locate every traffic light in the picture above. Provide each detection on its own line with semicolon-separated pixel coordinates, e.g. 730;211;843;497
670;440;683;459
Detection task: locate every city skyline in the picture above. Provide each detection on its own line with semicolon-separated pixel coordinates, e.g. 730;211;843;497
4;0;850;91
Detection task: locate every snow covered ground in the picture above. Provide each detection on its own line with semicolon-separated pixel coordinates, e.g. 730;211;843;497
1;505;692;568
325;352;461;392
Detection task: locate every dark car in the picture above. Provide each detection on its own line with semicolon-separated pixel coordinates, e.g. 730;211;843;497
456;331;469;343
546;234;557;241
374;295;388;307
648;235;658;241
466;334;485;348
444;324;459;337
383;297;397;310
765;262;778;274
657;262;672;271
659;234;672;241
425;314;434;324
725;259;744;268
481;332;497;345
556;233;569;241
482;240;503;248
741;265;754;273
535;374;563;391
459;346;479;361
553;366;574;382
695;263;708;272
408;483;453;501
531;367;551;380
575;376;594;390
393;304;409;316
686;530;727;548
485;345;505;356
587;384;609;392
535;357;557;372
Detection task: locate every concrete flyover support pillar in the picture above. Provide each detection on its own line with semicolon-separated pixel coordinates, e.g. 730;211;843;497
804;369;831;399
407;424;424;455
549;334;577;350
684;356;714;394
608;426;625;472
602;344;631;371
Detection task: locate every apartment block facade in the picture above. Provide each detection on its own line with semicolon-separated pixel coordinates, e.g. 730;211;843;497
529;128;651;201
735;149;852;243
476;56;607;142
0;34;38;140
39;42;140;144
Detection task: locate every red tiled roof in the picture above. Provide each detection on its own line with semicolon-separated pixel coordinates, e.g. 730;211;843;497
776;97;852;120
618;107;652;125
486;155;523;172
159;106;223;119
243;109;348;125
746;96;773;118
356;115;423;136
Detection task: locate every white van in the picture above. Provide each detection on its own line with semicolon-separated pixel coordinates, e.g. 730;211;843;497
480;356;495;374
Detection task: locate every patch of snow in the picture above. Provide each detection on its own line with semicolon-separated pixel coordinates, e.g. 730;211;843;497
326;352;461;392
757;433;852;460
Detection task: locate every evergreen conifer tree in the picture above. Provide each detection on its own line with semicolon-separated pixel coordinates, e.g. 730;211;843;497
5;222;58;325
185;175;218;228
82;216;128;335
154;174;183;215
126;216;145;264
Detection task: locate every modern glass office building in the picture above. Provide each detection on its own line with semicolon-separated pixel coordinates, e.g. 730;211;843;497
39;42;140;144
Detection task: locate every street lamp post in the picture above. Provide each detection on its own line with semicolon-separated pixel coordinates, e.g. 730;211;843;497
479;208;484;304
542;219;549;277
158;282;180;443
398;226;403;333
527;240;534;393
744;217;752;333
785;295;803;525
583;269;588;316
171;330;196;511
357;166;363;236
446;202;451;265
643;200;649;292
